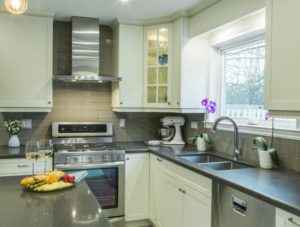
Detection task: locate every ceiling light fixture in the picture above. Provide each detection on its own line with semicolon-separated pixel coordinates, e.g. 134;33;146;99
5;0;28;15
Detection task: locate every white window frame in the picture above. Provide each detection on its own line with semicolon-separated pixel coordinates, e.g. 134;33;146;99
205;31;300;141
220;38;267;126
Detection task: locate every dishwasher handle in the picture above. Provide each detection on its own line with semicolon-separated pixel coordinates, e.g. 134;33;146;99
232;195;247;216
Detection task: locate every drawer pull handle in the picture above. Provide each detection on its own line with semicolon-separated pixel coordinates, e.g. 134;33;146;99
17;164;30;168
288;218;300;226
156;158;163;162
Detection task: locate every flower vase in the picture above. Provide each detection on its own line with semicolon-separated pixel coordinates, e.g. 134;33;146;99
8;134;20;148
258;149;272;169
196;137;207;152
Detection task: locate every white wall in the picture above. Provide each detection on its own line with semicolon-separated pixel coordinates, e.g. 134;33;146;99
189;0;265;37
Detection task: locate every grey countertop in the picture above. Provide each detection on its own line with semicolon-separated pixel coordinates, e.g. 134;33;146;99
0;176;112;227
122;142;300;216
2;141;300;217
0;146;25;159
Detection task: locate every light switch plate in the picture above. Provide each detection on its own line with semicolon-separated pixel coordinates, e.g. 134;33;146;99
21;119;32;129
119;119;126;128
191;121;198;129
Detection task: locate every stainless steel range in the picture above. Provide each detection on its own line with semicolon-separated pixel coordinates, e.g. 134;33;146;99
52;122;125;227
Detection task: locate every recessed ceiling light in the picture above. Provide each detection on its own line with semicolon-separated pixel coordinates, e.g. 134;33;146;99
119;0;130;4
5;0;28;15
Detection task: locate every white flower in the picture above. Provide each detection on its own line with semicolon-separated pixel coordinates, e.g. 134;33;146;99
3;120;22;135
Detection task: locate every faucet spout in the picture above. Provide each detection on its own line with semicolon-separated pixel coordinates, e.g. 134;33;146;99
212;116;240;161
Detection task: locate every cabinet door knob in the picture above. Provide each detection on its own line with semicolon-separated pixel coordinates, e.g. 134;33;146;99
120;101;123;105
179;188;182;192
182;190;186;194
48;101;52;104
288;218;300;226
126;158;130;161
168;102;171;105
177;102;180;105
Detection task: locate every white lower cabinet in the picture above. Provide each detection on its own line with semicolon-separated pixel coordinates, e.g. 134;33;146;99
0;158;53;177
149;155;166;227
125;153;149;221
276;208;300;227
164;163;212;227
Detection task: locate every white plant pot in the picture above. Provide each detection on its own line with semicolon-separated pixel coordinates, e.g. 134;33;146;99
196;137;207;152
8;134;20;148
258;150;272;169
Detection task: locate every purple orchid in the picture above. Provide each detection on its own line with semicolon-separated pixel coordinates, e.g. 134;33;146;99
265;112;269;121
201;98;208;107
201;98;217;114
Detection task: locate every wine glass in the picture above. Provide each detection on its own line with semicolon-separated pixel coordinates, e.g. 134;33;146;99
25;140;39;176
37;139;53;173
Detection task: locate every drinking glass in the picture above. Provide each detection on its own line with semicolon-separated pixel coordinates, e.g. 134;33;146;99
37;139;53;173
25;141;39;176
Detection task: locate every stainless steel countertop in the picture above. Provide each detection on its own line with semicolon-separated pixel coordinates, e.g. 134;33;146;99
0;176;112;227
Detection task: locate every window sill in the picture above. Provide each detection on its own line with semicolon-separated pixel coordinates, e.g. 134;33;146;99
205;121;300;141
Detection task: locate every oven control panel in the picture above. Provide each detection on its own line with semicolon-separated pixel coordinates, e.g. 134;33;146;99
54;152;125;165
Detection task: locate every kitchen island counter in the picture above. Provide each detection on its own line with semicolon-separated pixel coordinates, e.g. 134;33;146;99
0;176;112;227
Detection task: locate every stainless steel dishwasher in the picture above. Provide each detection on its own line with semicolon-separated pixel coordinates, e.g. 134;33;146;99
212;183;275;227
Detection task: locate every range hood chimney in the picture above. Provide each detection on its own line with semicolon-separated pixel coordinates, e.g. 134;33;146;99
54;17;121;83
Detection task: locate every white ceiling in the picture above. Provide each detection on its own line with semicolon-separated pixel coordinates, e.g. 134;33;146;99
0;0;204;24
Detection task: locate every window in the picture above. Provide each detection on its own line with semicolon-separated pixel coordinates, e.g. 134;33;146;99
222;40;266;121
220;38;297;130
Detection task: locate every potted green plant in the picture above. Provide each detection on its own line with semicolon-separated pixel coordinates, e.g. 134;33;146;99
253;136;279;169
193;133;213;151
4;120;22;148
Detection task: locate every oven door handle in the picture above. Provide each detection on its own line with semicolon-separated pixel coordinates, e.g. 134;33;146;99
55;162;124;170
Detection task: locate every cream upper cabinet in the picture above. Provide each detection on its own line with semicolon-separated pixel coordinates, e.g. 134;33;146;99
125;153;149;221
112;24;144;111
276;208;300;227
0;13;53;112
265;0;300;114
143;24;173;108
172;17;207;113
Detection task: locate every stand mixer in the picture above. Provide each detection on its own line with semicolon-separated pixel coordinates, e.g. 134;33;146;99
159;116;185;145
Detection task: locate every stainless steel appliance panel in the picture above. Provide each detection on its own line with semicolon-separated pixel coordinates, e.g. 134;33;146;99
212;183;275;227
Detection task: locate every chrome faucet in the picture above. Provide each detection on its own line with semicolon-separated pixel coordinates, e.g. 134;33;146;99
212;116;240;161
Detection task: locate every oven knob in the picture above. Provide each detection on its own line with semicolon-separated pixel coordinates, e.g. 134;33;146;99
73;157;78;162
104;155;110;161
112;154;117;161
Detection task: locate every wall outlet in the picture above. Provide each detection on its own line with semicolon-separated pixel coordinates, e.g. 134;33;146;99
21;119;32;129
191;121;198;129
119;119;126;128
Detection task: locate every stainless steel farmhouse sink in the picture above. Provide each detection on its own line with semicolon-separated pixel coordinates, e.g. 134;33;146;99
177;154;252;171
178;154;227;164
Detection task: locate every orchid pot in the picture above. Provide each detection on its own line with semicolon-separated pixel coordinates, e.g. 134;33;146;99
196;137;207;152
258;149;273;169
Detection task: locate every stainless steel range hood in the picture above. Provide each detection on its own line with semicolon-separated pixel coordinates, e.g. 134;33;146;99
54;17;121;83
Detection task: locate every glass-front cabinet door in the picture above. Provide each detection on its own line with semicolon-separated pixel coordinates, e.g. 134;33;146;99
144;24;172;108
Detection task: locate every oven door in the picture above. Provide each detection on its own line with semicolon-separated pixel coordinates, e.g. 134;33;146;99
56;162;125;218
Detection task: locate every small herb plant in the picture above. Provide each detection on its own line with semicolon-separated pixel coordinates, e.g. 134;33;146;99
4;120;22;135
253;136;280;166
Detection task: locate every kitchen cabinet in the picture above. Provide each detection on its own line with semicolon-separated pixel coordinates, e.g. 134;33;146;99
0;13;53;112
125;153;149;221
265;0;300;115
172;17;207;113
276;208;300;227
112;24;144;111
0;158;53;177
164;161;212;227
143;24;173;109
149;154;166;227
